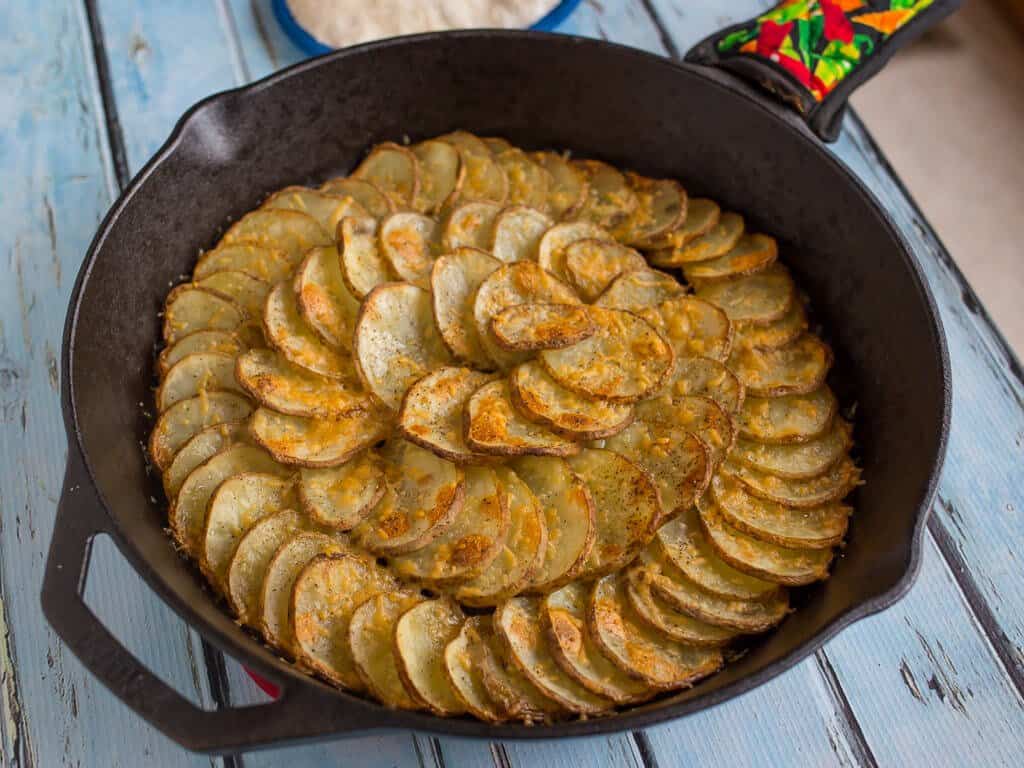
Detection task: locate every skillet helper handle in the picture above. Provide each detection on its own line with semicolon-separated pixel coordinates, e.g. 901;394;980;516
685;0;962;142
41;445;378;754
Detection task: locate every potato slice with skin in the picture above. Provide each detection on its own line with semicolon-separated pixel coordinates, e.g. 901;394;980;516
397;366;496;463
411;139;463;214
379;212;440;288
567;449;661;576
496;149;551;210
227;509;309;624
575;160;638;231
442;201;502;252
263;281;352;380
711;473;850;549
446;146;508;206
438;130;491;158
261;186;366;233
736;300;808;349
495;597;612;714
194;244;293;284
537;220;612;284
220;209;330;265
392;466;510;584
543;582;654;703
617;175;687;247
624;565;736;646
639;295;733;363
292;552;399;690
650;211;743;268
349;592;425;710
163;286;245;344
731;418;852;480
196;271;270;318
319;177;394;219
565;239;648;302
644;197;720;252
294;245;361;349
251;407;386;468
157;352;245;412
444;616;507;722
352;142;419;208
158;329;247;378
466;380;580;458
540;307;674;403
149;392;253;470
476;617;563;722
490;206;553;263
511;456;595;591
684;233;778;282
483;136;513;154
738;387;837;444
394;598;468;716
491;303;595;352
163;420;251;499
589;574;723;689
667;357;745;415
354;282;453;410
529;152;586;219
721;456;860;509
356;440;464;555
339;216;392;300
430;248;501;367
510;360;634;440
595;268;686;313
697;495;833;585
298;451;386;531
728;334;833;397
455;466;547;607
235;349;371;419
642;395;734;470
696;263;796;326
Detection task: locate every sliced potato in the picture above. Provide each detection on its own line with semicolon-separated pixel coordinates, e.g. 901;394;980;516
352;142;420;208
567;448;660;576
639;295;733;363
490;206;553;263
511;456;595;591
594;268;685;313
159;329;247;377
394;598;467;716
684;233;777;282
157;352;244;412
353;282;453;410
392;466;509;583
450;150;508;206
263;281;352;380
650;211;743;268
617;175;687;247
732;419;852;480
496;149;550;209
163;285;245;344
644;197;720;252
195;270;270;318
294;245;361;349
339;216;392;300
397;366;496;463
298;451;385;531
349;592;425;710
537;220;612;284
711;473;850;549
722;455;860;509
236;348;370;419
163;420;250;499
736;300;808;350
482;136;513;154
540;307;673;403
477;617;563;722
292;552;398;689
543;582;654;703
201;472;296;589
738;387;837;444
574;160;638;230
667;357;745;415
465;380;580;457
695;263;796;325
565;240;648;303
226;509;309;624
251;407;385;468
495;597;612;714
411;139;463;214
624;565;736;646
149;392;253;470
220;209;330;265
510;360;634;440
727;334;833;397
441;201;502;252
589;574;723;689
194;244;293;284
491;303;594;352
641;395;734;470
455;466;547;606
319;177;394;219
356;440;463;555
438;130;491;158
262;186;366;233
430;247;501;367
531;151;588;220
697;495;833;585
379;212;440;288
444;616;507;722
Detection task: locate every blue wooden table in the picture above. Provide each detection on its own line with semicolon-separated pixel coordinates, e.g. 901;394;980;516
2;1;1023;765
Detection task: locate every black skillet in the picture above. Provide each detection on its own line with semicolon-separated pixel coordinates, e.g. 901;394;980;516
43;8;956;754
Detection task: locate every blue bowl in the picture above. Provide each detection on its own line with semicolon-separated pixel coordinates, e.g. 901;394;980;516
271;0;583;57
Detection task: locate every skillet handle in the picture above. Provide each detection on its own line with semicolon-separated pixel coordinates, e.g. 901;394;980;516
41;445;381;754
685;0;962;142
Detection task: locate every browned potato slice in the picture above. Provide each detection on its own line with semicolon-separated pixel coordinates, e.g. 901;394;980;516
543;582;654;703
157;352;244;412
195;271;270;318
650;212;744;268
595;268;686;312
711;473;850;549
379;212;440;288
565;240;648;302
722;454;860;509
476;616;563;722
235;348;371;419
298;451;386;531
455;151;509;206
510;360;634;440
352;142;420;208
444;616;507;722
158;329;247;377
495;597;612;714
666;357;745;415
442;201;503;251
353;282;453;410
491;303;595;352
292;552;398;690
465;380;580;457
589;574;723;689
454;466;547;606
163;286;245;344
537;220;613;284
738;387;838;444
736;300;808;349
356;440;463;555
684;233;778;282
398;366;496;462
261;186;366;233
496;149;551;209
250;407;386;468
732;418;852;480
644;197;720;252
695;263;796;326
430;247;501;367
541;307;673;403
149;392;253;470
639;394;734;470
728;334;833;397
227;509;310;625
511;456;595;591
394;598;468;716
639;295;733;363
220;209;331;265
531;151;588;220
656;507;778;600
163;420;251;499
483;136;513;154
194;244;292;284
490;206;553;263
319;177;394;219
349;592;425;710
294;245;361;349
263;281;352;380
339;216;392;300
697;495;834;585
411;139;463;214
438;130;491;158
624;564;736;646
617;175;687;247
392;466;509;583
574;160;638;230
567;448;661;576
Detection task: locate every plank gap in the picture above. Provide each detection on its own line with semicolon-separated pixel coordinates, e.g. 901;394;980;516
81;0;130;188
636;0;682;59
813;651;879;768
631;731;661;768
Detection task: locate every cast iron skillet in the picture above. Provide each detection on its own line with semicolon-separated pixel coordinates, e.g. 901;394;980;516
43;28;952;754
